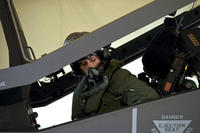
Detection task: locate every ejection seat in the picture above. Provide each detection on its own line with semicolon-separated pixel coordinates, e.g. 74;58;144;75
141;20;199;96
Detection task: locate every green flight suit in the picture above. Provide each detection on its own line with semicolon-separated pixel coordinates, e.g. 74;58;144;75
72;59;160;120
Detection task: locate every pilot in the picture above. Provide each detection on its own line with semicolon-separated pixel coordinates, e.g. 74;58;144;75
64;32;160;120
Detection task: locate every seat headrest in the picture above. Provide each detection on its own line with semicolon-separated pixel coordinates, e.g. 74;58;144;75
142;28;177;79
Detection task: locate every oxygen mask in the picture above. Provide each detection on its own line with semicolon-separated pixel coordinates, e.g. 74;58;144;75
87;64;105;87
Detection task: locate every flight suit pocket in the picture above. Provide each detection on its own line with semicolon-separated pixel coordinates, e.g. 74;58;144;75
98;92;121;114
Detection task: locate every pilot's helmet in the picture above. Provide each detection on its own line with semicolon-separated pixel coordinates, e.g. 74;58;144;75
64;32;89;46
64;32;111;76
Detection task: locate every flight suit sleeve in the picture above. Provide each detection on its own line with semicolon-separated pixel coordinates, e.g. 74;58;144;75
109;69;160;106
120;73;160;105
71;76;87;120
